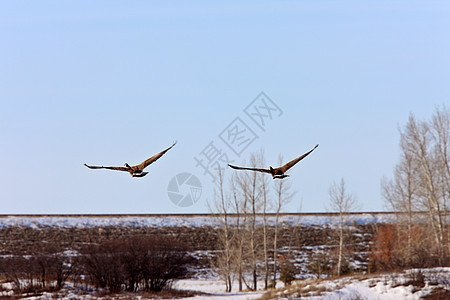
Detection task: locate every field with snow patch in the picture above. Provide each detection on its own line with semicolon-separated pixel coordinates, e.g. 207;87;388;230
0;213;448;299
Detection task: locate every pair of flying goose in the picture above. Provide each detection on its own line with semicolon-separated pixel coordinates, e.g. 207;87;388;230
84;142;319;179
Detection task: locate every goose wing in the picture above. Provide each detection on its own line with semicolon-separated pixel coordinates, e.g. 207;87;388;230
84;164;129;172
227;164;272;174
135;141;177;170
279;144;319;173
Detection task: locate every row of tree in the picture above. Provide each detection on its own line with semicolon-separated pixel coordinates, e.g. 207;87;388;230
210;150;361;291
380;105;449;268
211;151;293;291
0;236;191;294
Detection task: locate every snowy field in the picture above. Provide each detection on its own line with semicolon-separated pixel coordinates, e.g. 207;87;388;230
175;280;265;299
258;268;450;300
172;268;450;300
1;214;448;299
0;213;395;229
2;268;448;299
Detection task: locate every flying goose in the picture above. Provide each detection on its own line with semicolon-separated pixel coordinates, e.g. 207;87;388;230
84;142;177;177
228;144;318;179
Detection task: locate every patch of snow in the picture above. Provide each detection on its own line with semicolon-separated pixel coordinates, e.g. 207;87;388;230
0;213;395;229
174;279;264;299
277;267;450;300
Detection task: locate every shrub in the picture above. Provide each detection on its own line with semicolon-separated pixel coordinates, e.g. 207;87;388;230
79;235;191;292
406;270;425;289
80;242;124;292
33;243;72;290
0;242;71;293
368;224;444;272
306;251;331;279
328;247;353;277
368;225;399;272
279;255;296;286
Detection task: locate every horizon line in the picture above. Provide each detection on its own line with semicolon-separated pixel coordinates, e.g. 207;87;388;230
0;211;407;218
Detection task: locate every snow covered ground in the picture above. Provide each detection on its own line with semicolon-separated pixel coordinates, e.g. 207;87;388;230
266;267;450;300
173;268;450;299
175;280;265;299
1;268;448;299
0;213;395;229
1;214;447;299
0;280;266;300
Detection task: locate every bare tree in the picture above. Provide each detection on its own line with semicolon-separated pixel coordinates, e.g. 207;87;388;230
231;173;245;292
382;105;449;266
209;168;233;292
328;178;358;277
242;150;273;290
402;111;447;263
382;135;420;265
241;153;263;291
228;159;259;291
272;155;294;288
210;151;296;291
260;158;271;290
430;105;450;257
430;105;450;204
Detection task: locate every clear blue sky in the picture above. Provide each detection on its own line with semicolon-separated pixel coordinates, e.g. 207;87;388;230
1;1;449;214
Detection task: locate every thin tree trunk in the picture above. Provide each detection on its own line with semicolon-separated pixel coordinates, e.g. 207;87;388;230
249;172;258;291
337;212;343;277
232;177;244;292
272;209;280;288
262;177;269;289
272;180;283;288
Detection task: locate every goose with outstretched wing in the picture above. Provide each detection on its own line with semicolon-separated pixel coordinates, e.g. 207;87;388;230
228;144;318;179
84;142;177;177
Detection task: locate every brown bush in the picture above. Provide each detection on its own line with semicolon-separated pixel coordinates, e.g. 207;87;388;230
279;255;296;285
306;251;331;278
368;224;444;272
79;242;124;292
368;225;399;271
0;241;71;293
78;235;191;292
33;243;72;290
